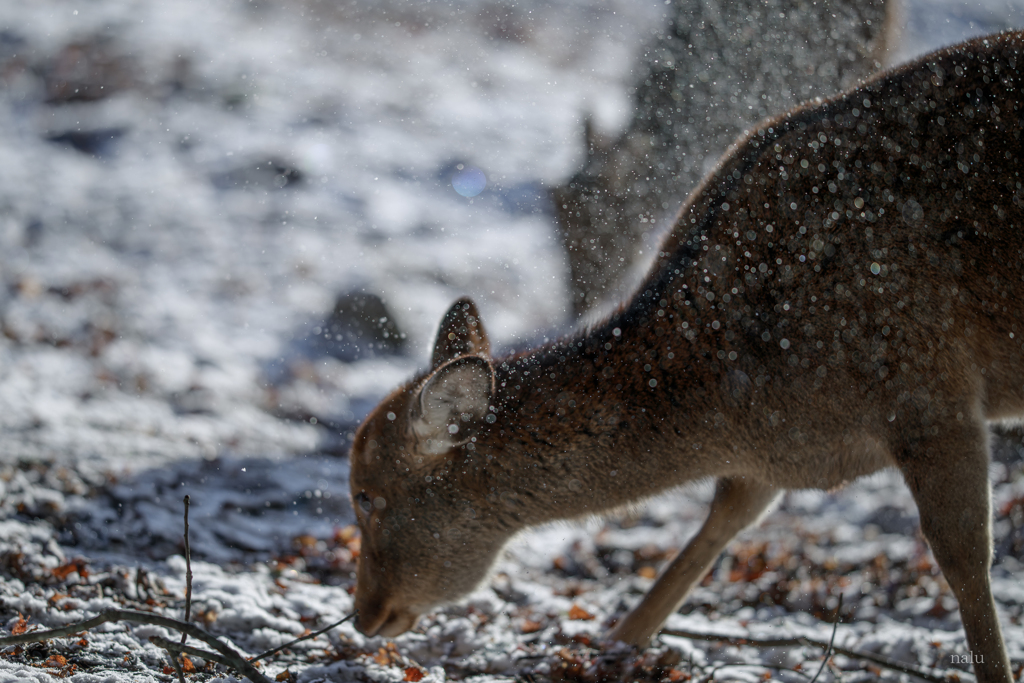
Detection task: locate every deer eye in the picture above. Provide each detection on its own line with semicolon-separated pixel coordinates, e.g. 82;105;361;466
355;492;373;515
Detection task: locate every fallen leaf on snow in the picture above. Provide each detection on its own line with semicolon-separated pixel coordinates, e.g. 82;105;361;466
11;615;28;635
44;654;67;668
568;604;594;620
520;619;543;633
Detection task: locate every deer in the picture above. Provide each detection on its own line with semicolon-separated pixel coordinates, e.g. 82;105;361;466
350;30;1024;683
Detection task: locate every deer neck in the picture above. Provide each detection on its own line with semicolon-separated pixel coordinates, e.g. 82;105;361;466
474;297;729;527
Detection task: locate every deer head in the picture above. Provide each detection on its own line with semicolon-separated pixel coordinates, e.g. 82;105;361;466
349;298;510;637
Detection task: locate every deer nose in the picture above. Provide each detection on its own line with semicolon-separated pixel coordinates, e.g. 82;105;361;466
354;600;390;637
355;603;419;638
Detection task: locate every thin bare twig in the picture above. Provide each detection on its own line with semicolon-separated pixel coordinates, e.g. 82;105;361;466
810;594;843;683
696;664;717;683
250;611;357;663
152;636;242;670
165;646;186;683
0;609;272;683
181;494;193;646
167;493;195;680
135;567;151;603
659;626;956;683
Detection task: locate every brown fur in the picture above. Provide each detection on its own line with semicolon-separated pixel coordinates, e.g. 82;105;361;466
351;32;1024;682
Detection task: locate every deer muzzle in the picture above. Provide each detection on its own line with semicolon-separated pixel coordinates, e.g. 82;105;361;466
354;596;421;638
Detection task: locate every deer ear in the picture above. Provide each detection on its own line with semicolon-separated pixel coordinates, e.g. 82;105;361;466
431;297;490;369
413;356;495;455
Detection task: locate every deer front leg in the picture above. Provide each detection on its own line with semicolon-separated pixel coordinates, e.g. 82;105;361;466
897;419;1012;683
607;477;778;647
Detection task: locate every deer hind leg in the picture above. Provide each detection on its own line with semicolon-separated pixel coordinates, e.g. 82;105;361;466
607;477;778;647
897;418;1012;683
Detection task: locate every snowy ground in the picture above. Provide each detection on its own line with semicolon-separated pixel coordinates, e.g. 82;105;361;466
0;0;1023;681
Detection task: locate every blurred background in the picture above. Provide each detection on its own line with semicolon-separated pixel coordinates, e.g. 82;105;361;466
0;0;663;471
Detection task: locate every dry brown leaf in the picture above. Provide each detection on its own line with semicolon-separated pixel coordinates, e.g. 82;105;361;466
637;566;657;579
11;615;28;635
567;604;594;621
51;566;76;581
51;559;89;581
44;655;67;671
999;496;1024;516
520;619;543;634
294;535;317;548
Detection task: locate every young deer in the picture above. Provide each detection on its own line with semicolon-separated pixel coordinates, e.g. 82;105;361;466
351;31;1024;682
